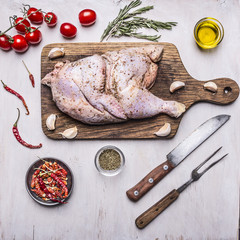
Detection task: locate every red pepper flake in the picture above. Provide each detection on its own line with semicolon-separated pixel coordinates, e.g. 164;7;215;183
31;159;69;204
22;60;35;87
1;80;30;115
13;108;42;149
51;173;68;198
38;176;66;204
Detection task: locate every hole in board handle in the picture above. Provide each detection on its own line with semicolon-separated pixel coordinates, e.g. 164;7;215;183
224;87;232;94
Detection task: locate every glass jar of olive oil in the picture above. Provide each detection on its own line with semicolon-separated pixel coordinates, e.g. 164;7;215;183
194;17;224;49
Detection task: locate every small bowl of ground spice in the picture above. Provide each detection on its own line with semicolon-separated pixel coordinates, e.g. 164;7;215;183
94;145;125;176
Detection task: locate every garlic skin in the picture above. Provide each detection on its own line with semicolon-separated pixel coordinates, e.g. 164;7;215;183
48;48;65;59
203;81;218;93
46;114;57;130
170;81;185;93
154;123;171;137
59;126;78;139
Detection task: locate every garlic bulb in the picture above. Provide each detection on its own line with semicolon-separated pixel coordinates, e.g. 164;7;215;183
46;114;57;130
203;81;218;93
48;48;65;59
170;81;185;93
154;123;171;137
59;126;78;139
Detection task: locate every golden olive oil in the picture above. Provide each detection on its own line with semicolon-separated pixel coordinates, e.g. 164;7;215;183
194;18;224;49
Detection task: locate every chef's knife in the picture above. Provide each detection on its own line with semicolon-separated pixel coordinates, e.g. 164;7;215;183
126;114;230;202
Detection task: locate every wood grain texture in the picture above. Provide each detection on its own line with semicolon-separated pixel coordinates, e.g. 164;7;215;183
135;189;180;229
41;42;239;139
126;159;174;201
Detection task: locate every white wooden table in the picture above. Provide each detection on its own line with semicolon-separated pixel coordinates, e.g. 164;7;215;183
0;0;239;239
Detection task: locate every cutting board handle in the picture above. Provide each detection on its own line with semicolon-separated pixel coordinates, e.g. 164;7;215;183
193;78;239;106
41;43;240;139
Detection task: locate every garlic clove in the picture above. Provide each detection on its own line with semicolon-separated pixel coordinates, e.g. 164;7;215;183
154;123;171;137
48;48;65;59
170;81;185;93
46;114;57;130
59;126;78;139
203;81;218;93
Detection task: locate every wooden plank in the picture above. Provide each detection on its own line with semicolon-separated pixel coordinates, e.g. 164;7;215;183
41;42;239;139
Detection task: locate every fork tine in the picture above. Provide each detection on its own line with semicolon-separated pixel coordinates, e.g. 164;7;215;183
194;147;222;171
199;153;228;176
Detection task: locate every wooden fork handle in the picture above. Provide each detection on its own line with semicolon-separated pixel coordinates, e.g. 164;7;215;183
135;189;180;229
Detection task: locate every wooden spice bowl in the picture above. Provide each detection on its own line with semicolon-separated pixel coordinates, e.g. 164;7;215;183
94;145;125;176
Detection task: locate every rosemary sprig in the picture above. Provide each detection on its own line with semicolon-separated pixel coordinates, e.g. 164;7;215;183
131;17;177;30
117;32;161;42
100;0;152;41
100;0;177;42
122;6;153;20
109;20;161;42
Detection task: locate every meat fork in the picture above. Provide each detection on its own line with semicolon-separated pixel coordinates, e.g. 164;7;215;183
135;147;228;229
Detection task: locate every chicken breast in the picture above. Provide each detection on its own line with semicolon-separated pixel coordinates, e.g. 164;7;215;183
42;45;186;125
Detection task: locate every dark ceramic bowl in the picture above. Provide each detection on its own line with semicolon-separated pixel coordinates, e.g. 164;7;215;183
25;158;74;206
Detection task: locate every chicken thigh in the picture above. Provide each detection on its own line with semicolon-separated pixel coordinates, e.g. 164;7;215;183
42;45;185;125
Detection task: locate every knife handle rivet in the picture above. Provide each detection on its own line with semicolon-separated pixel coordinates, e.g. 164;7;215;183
148;178;154;183
134;190;139;196
163;165;168;171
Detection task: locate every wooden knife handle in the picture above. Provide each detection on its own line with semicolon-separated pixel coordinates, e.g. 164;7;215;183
135;189;180;229
126;160;174;202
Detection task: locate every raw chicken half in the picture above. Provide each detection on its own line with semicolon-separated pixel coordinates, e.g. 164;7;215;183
42;45;186;125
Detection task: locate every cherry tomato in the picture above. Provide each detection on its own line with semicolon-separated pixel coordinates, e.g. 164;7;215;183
14;17;31;34
0;35;12;51
11;35;29;53
44;12;58;27
25;27;42;45
60;23;77;38
27;7;43;24
78;9;96;26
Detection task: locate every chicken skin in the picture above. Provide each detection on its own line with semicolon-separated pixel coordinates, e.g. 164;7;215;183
42;45;185;125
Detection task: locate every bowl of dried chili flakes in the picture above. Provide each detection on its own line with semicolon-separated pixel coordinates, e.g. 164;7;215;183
25;157;74;206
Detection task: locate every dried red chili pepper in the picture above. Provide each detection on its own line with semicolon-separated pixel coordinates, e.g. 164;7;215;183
38;176;66;204
59;166;68;176
32;188;45;198
13;108;42;149
55;170;66;178
1;80;30;115
33;169;40;176
37;176;54;196
31;169;40;188
51;173;68;198
55;190;63;199
22;60;35;87
31;177;36;188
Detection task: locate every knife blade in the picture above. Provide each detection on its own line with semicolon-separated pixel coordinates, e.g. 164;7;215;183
126;114;230;202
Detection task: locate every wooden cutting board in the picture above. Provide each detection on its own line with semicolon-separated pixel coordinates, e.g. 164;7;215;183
41;42;239;139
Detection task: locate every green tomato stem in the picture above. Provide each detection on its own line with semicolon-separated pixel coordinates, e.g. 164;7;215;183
0;9;41;36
